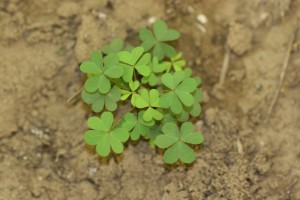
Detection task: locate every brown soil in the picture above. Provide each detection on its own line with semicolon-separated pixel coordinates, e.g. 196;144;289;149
1;0;300;199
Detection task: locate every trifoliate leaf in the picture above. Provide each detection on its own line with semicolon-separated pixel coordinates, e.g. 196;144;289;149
81;87;120;112
160;72;197;113
84;112;130;157
153;20;180;41
142;57;166;86
135;89;162;122
120;81;140;106
118;47;151;82
121;112;153;141
82;51;123;94
164;52;186;72
102;38;124;54
139;19;180;61
154;122;204;164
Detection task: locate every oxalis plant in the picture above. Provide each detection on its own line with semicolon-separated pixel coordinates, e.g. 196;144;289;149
80;20;204;164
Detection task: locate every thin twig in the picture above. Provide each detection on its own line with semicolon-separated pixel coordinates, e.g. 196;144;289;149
66;87;84;103
265;30;296;123
218;44;231;86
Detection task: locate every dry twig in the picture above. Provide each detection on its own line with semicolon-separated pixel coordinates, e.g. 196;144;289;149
218;44;231;86
66;87;84;104
265;30;297;123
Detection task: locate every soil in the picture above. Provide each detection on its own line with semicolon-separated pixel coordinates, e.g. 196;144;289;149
1;0;300;199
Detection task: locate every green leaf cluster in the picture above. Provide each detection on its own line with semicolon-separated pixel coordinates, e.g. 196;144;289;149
79;19;204;164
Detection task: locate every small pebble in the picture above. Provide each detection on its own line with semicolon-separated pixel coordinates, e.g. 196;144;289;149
96;12;107;20
148;16;156;25
88;167;98;176
237;139;244;154
197;14;208;24
31;188;41;198
195;120;204;131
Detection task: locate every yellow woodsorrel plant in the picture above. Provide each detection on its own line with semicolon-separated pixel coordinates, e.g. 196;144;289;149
80;20;204;164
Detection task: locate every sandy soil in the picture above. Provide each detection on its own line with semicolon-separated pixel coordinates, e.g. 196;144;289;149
1;0;300;199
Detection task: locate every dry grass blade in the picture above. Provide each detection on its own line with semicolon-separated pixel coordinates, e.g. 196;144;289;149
265;28;298;123
218;44;231;86
66;87;84;104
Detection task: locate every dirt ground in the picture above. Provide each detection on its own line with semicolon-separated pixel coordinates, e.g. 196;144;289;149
0;0;300;199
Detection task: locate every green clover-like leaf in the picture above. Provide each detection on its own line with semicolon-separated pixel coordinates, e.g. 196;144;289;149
160;71;197;114
135;89;163;122
121;112;155;141
84;112;130;157
139;20;180;61
164;52;186;72
81;51;123;94
170;88;203;120
118;46;151;82
81;86;121;112
155;122;204;164
102;38;124;54
142;56;167;86
120;81;140;106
